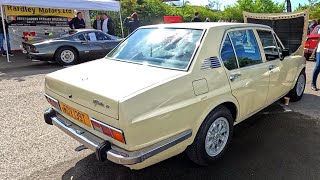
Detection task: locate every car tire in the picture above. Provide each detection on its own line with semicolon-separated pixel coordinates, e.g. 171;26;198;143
288;70;306;102
186;106;233;166
304;54;310;61
55;47;79;66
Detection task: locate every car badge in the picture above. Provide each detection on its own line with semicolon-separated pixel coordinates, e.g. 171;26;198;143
93;99;110;109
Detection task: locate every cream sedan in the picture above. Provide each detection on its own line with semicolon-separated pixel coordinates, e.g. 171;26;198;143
44;23;306;169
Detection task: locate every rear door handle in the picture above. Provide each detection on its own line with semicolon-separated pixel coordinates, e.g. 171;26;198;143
229;74;241;81
269;65;277;70
81;42;88;45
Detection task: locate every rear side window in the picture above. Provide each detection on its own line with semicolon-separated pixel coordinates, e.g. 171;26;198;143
228;29;262;68
220;35;238;70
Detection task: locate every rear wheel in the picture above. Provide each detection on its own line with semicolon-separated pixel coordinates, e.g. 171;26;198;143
55;47;79;66
186;106;233;166
288;70;306;102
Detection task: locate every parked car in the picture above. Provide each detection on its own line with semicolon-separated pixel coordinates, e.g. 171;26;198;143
44;23;306;170
22;29;122;66
304;24;320;60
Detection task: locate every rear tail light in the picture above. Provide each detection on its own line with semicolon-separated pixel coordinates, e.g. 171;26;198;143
45;95;60;110
305;39;310;48
30;47;38;53
90;118;126;144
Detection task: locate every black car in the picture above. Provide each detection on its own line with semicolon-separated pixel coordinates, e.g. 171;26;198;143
22;29;122;66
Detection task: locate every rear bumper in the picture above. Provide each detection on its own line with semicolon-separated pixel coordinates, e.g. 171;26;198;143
25;52;52;61
304;48;315;54
44;108;192;165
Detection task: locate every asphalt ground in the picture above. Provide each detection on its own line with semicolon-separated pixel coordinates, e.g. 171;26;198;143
1;53;320;180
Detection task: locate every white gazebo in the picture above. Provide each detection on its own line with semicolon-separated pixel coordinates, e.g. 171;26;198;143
0;0;123;62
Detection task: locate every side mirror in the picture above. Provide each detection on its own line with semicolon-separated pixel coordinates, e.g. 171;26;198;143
280;48;290;60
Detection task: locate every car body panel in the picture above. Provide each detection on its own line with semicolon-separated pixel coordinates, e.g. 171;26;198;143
44;23;305;169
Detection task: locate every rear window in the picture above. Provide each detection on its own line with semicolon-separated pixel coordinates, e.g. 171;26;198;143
107;28;203;71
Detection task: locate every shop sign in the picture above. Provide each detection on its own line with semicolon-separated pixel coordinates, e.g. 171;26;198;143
10;16;69;27
5;5;74;18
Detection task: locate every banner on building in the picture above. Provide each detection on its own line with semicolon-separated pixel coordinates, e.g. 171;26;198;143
164;16;183;24
10;16;69;27
5;5;74;18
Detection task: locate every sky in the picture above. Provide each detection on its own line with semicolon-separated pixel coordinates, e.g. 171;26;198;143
184;0;309;11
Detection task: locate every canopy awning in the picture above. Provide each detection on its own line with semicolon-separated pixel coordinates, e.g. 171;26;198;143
0;0;120;11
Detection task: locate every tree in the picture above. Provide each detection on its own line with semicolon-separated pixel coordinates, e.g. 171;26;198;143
308;0;318;6
223;0;285;22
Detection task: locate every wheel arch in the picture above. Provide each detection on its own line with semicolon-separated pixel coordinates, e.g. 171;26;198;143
291;65;306;90
190;98;239;146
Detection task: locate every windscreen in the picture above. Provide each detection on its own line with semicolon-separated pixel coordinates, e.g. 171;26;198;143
107;28;203;70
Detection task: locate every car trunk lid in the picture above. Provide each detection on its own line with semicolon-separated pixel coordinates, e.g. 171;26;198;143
45;59;184;120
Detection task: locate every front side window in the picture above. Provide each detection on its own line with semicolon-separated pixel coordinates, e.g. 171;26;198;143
73;33;86;41
107;28;203;70
220;35;238;70
314;26;320;35
257;30;280;61
228;29;262;68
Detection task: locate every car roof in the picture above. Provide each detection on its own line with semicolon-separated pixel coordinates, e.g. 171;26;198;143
141;22;272;30
69;29;103;33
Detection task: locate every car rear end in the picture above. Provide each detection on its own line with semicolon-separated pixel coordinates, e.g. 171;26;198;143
22;42;52;61
304;26;320;60
44;73;127;162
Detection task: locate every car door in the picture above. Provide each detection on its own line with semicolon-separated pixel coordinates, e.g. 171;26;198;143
221;29;270;119
256;29;290;104
72;33;92;60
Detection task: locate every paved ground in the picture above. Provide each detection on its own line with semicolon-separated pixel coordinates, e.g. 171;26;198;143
1;53;320;180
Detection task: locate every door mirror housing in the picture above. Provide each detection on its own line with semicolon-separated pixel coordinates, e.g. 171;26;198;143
280;48;290;60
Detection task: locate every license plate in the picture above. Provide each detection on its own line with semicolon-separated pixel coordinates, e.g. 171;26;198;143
60;102;91;127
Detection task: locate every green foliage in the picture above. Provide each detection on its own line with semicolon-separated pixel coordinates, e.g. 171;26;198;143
223;0;285;22
90;0;286;37
295;2;320;19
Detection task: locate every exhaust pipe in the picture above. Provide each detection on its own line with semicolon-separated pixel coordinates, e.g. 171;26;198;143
44;108;56;125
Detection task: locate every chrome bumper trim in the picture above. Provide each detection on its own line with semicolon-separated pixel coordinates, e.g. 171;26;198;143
45;108;192;165
107;129;192;165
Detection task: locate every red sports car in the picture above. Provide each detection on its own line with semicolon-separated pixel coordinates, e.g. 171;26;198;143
304;24;320;60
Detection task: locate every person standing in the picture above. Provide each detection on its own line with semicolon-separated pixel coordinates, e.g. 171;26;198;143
93;15;103;30
102;14;115;35
309;19;318;35
191;12;202;22
0;17;13;56
69;12;86;29
123;12;141;34
312;41;320;91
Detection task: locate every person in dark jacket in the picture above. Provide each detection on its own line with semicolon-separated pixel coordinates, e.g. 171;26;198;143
102;13;115;35
123;12;141;34
0;17;13;56
191;12;202;22
69;12;86;29
93;15;103;30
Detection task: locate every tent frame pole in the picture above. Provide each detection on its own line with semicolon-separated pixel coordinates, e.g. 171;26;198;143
119;9;124;38
0;5;9;62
